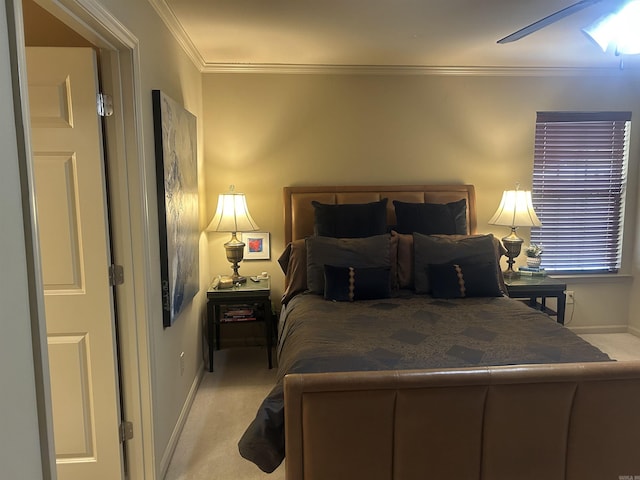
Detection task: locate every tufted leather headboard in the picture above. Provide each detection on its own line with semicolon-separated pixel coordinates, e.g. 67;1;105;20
283;184;477;244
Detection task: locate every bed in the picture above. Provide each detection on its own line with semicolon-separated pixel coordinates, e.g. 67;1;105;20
238;185;640;479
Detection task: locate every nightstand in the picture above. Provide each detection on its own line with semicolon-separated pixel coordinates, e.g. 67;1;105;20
504;276;567;325
206;278;273;372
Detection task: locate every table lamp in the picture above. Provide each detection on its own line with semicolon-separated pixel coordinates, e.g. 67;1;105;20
489;186;542;278
206;189;259;284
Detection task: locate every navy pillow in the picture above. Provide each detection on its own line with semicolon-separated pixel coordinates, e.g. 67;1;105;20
324;265;391;302
306;234;391;295
393;199;467;235
413;233;500;294
428;262;503;298
312;199;388;238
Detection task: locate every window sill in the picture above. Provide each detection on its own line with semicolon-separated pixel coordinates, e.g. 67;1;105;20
549;273;633;285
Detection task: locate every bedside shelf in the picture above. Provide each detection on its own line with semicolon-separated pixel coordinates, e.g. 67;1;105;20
206;278;273;371
504;276;567;325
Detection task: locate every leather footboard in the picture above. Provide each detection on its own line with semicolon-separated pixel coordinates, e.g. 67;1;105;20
284;362;640;480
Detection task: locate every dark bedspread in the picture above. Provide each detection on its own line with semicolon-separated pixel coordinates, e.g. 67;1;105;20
238;291;611;473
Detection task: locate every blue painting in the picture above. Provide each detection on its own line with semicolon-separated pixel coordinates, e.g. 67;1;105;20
152;90;199;327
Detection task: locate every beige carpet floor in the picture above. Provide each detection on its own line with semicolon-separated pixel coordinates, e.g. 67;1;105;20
577;332;640;361
164;333;640;480
164;347;283;480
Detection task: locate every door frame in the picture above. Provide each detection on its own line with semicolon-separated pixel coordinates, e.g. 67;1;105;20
9;0;155;478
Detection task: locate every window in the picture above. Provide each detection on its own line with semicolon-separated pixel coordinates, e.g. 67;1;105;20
531;112;631;273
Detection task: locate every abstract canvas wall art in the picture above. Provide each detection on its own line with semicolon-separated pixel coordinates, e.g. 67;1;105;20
152;90;199;327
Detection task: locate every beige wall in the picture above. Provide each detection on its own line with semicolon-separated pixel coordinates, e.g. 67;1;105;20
93;0;206;473
202;72;640;330
630;182;640;336
5;1;640;477
22;0;93;47
14;0;206;477
0;1;52;478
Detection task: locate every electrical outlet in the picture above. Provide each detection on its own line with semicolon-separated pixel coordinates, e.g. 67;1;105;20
566;290;575;304
180;351;185;376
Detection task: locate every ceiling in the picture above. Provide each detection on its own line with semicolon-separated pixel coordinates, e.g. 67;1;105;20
154;0;640;72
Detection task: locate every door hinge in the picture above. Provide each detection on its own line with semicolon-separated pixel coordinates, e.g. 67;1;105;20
119;421;134;443
97;93;114;117
109;264;124;286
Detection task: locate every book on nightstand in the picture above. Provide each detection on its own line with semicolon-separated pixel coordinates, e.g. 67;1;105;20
518;266;547;276
222;304;256;322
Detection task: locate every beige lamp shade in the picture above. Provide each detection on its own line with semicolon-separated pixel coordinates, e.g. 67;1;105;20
206;193;259;233
206;192;259;284
489;188;542;278
489;189;541;228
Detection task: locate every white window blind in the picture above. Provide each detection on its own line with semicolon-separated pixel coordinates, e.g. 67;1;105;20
531;111;631;273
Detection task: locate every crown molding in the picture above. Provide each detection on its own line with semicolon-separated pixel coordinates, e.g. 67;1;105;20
200;62;636;76
147;0;205;70
147;1;638;77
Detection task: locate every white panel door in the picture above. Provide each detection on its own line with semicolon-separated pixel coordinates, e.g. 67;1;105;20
27;46;124;480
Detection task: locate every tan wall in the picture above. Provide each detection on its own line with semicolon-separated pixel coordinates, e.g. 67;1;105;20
20;0;205;476
22;0;93;47
0;2;51;478
630;182;640;336
93;0;206;473
202;72;640;330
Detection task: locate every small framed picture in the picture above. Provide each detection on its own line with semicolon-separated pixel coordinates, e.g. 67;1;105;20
242;232;270;260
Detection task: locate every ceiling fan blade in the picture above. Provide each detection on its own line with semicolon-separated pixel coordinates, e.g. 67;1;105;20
497;0;603;44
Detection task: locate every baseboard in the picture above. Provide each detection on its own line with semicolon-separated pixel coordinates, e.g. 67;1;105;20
628;325;640;338
159;365;205;477
568;325;629;334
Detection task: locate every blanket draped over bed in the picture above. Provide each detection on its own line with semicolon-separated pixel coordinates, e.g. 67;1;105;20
237;185;626;475
238;291;610;473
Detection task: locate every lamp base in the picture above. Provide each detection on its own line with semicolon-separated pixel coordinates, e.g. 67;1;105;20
502;268;520;280
231;274;247;284
501;228;524;279
224;233;247;285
